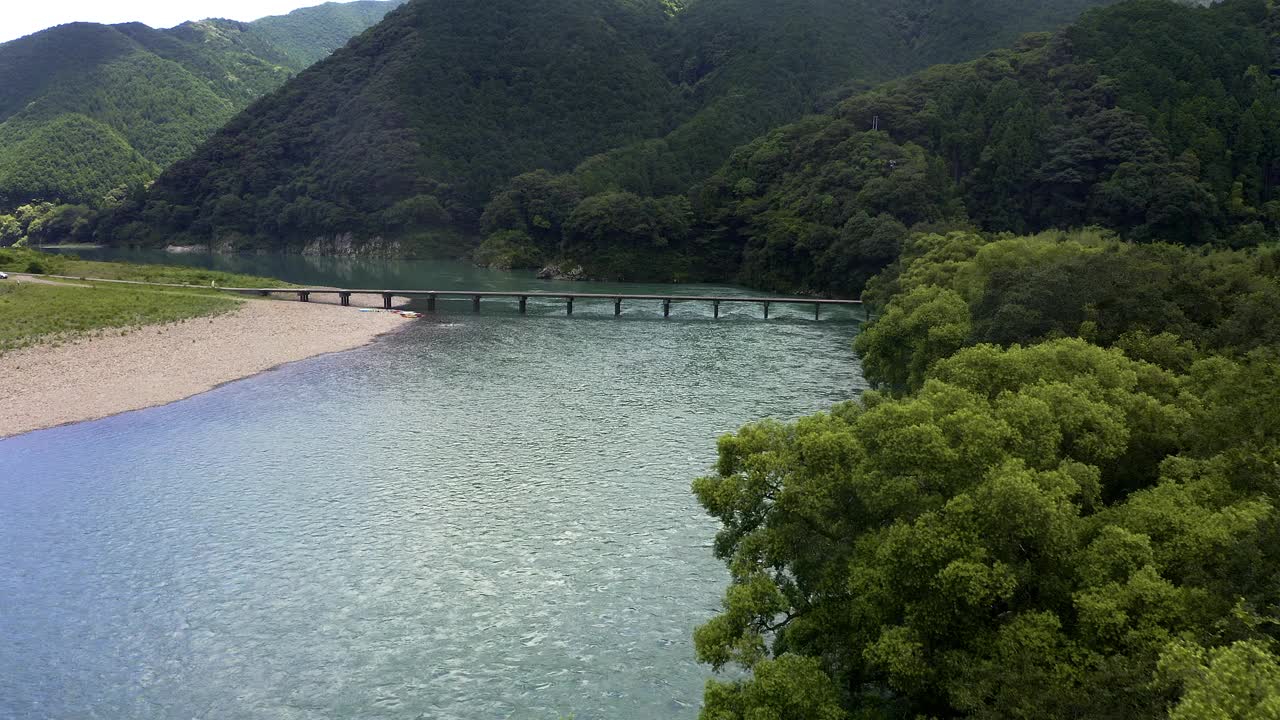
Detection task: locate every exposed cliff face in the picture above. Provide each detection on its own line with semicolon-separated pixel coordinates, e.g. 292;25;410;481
536;262;586;281
161;233;405;257
301;233;403;257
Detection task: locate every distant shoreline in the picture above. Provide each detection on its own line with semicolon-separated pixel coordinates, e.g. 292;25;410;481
30;243;103;251
0;296;411;440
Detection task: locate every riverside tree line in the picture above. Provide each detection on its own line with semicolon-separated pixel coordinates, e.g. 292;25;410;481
695;228;1280;718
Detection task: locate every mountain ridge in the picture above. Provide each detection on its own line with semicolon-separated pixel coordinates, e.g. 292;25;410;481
107;0;1121;255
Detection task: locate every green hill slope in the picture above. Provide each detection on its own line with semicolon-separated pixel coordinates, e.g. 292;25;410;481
0;115;156;207
235;0;410;68
105;0;1117;254
471;0;1280;289
684;0;1280;295
106;0;681;253
0;0;404;211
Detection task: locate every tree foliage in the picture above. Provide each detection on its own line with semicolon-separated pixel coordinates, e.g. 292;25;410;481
855;229;1280;390
697;333;1280;718
0;202;99;248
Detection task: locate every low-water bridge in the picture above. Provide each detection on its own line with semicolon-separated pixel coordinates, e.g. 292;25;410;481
231;288;863;320
29;274;864;320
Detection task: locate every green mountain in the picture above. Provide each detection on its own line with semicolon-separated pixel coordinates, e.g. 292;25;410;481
104;0;1117;254
575;0;1123;198
0;0;405;211
208;1;414;69
477;0;1280;289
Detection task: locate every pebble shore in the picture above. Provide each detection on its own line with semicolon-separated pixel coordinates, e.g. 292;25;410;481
0;297;410;439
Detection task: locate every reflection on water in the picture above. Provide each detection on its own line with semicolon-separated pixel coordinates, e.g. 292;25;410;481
1;254;865;719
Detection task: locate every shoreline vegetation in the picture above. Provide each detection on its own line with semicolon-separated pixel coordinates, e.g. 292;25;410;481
693;227;1280;717
0;250;410;439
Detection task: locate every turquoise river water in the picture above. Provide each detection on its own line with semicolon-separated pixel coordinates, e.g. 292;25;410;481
1;250;866;719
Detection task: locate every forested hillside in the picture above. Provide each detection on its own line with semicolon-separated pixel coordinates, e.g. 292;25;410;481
101;0;1116;255
211;0;409;69
574;0;1121;198
480;0;1280;287
0;0;403;213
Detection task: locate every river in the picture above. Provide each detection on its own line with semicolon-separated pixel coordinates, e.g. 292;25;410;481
1;250;866;719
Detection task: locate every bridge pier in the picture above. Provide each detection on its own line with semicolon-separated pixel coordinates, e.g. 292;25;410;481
427;294;437;312
382;293;392;310
566;297;574;315
259;290;271;297
614;298;622;316
663;299;671;318
763;301;770;319
339;292;351;307
298;291;310;302
714;300;720;319
814;303;820;321
519;296;527;314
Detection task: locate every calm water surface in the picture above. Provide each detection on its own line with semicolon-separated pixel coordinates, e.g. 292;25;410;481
2;252;866;719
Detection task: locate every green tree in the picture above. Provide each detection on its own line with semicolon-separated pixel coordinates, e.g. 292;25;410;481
560;192;694;280
853;284;970;390
696;339;1280;719
0;214;20;246
857;228;1280;387
1159;640;1280;720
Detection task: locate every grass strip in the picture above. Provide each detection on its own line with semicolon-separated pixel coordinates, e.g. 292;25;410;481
0;281;244;353
0;248;298;288
0;280;249;353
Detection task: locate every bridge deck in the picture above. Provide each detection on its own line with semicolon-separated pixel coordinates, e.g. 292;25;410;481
226;288;861;305
32;273;864;319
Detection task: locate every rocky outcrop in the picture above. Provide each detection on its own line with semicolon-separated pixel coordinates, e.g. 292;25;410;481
301;234;403;257
157;234;408;257
536;263;586;281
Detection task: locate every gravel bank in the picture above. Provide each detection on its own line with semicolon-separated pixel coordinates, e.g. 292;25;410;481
0;297;410;438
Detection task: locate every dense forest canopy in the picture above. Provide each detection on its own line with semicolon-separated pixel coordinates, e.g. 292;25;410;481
0;0;404;214
480;0;1280;288
104;0;1280;293
572;0;1121;199
98;0;1119;255
97;0;682;254
695;227;1280;718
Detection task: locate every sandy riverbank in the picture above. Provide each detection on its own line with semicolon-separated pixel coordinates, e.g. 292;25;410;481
0;296;411;439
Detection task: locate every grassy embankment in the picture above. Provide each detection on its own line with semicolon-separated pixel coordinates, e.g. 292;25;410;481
0;249;296;353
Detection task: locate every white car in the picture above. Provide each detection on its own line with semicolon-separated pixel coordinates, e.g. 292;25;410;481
0;272;8;279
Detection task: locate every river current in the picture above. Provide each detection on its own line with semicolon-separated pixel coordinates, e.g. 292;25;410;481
1;251;866;719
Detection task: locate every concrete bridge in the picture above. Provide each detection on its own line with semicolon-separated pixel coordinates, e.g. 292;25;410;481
28;273;865;320
236;288;864;320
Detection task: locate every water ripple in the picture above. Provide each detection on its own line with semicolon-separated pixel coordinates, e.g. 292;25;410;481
1;311;865;719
